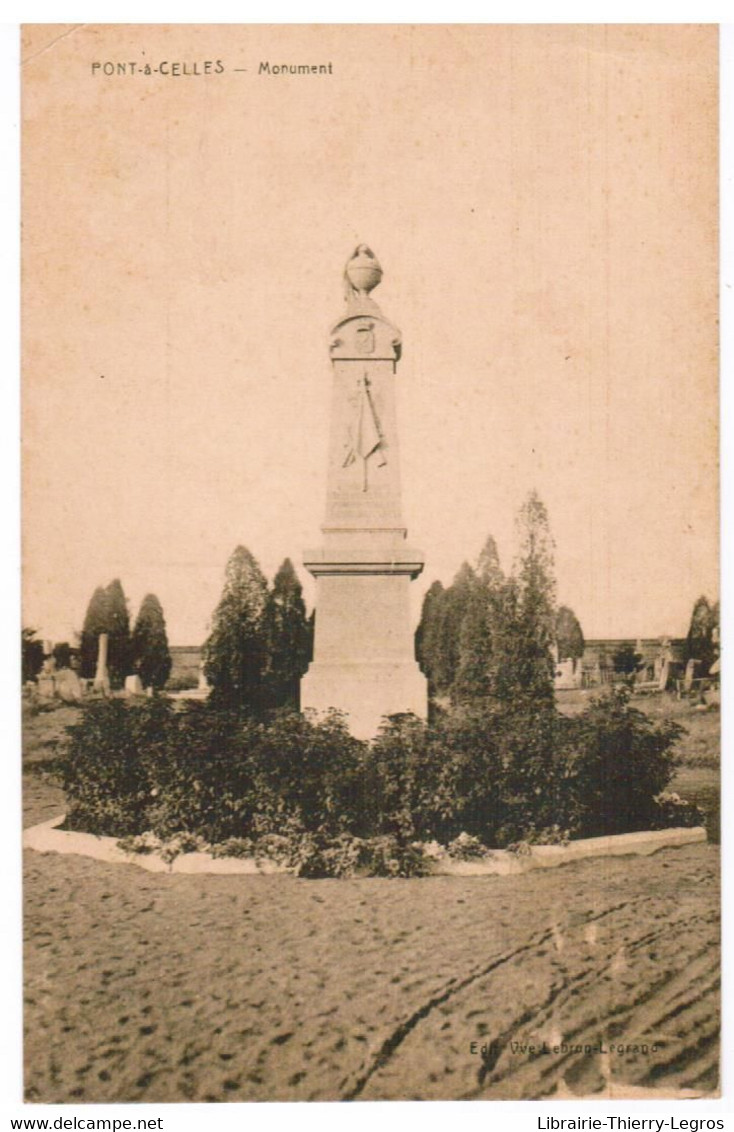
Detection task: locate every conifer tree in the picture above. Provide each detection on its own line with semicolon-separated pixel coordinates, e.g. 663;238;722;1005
476;533;504;590
415;580;446;695
79;585;111;679
555;605;585;661
203;546;269;711
52;642;72;670
685;595;718;674
306;609;315;663
79;580;131;688
486;575;527;703
22;628;44;683
415;564;478;698
437;562;477;695
104;579;132;689
131;594;172;690
263;558;311;710
512;491;557;702
419;499;558;707
453;536;505;703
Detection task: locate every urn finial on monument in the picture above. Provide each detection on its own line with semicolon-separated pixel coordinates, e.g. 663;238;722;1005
344;244;382;302
301;248;428;739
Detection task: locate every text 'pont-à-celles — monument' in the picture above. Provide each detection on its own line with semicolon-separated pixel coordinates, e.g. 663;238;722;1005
302;246;428;738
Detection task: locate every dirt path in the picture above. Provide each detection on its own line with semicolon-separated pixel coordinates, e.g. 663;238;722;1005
24;841;719;1103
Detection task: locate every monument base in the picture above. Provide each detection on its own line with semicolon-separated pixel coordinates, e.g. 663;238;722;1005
301;659;427;740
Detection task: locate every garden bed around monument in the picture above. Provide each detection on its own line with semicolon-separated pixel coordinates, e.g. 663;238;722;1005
23;811;707;876
25;687;712;878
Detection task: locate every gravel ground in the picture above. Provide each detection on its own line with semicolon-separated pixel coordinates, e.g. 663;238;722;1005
24;837;719;1103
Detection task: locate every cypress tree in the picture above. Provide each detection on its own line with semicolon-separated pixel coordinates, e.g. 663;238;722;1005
78;580;131;688
476;534;504;589
453;536;505;703
203;546;269;711
438;562;477;696
263;558;311;710
104;579;132;689
555;605;585;661
512;491;557;703
22;628;45;683
685;595;717;675
52;642;73;670
131;594;172;690
79;585;111;679
415;580;446;695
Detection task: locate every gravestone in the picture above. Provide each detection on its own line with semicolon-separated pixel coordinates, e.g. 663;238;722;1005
56;667;83;703
301;246;427;738
124;674;144;696
37;646;57;699
93;632;111;696
36;675;56;700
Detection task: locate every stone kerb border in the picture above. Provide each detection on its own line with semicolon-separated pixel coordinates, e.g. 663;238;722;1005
23;816;706;877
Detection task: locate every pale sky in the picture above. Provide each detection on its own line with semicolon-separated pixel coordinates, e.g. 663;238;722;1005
22;24;718;646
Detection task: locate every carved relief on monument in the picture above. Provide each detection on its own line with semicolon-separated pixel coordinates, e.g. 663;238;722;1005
354;324;375;354
341;373;387;491
329;315;401;362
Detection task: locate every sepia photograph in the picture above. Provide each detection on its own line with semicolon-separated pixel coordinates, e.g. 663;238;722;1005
21;23;720;1104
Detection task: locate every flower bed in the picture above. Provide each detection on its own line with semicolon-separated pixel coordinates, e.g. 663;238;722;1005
49;689;702;877
24;813;706;877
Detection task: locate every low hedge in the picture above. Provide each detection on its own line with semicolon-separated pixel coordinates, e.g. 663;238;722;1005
58;688;693;876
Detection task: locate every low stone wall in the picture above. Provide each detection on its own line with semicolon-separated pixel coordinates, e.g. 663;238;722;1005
24;815;706;877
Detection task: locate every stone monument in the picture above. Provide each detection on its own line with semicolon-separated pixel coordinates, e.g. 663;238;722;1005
56;666;83;703
36;647;57;701
301;245;427;738
93;632;111;696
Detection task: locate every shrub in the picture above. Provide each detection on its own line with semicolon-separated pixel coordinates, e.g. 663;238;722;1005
59;686;689;874
144;702;257;842
61;701;367;845
288;832;432;879
423;697;567;847
116;832;160;855
365;713;452;843
117;830;207;863
612;643;642;676
282;831;362;878
562;687;682;837
446;832;490;860
651;792;705;830
354;836;431;878
245;710;366;837
209;837;257;859
61;698;170;835
165;673;200;692
506;825;570;855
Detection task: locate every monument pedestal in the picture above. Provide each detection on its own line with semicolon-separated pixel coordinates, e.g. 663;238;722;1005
301;247;427;738
302;660;427;740
303;540;426;738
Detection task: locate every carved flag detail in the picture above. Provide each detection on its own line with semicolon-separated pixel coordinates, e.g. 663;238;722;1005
342;374;387;491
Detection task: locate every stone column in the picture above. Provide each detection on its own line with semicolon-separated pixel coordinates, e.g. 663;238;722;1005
301;246;427;739
37;644;57;700
93;632;111;695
